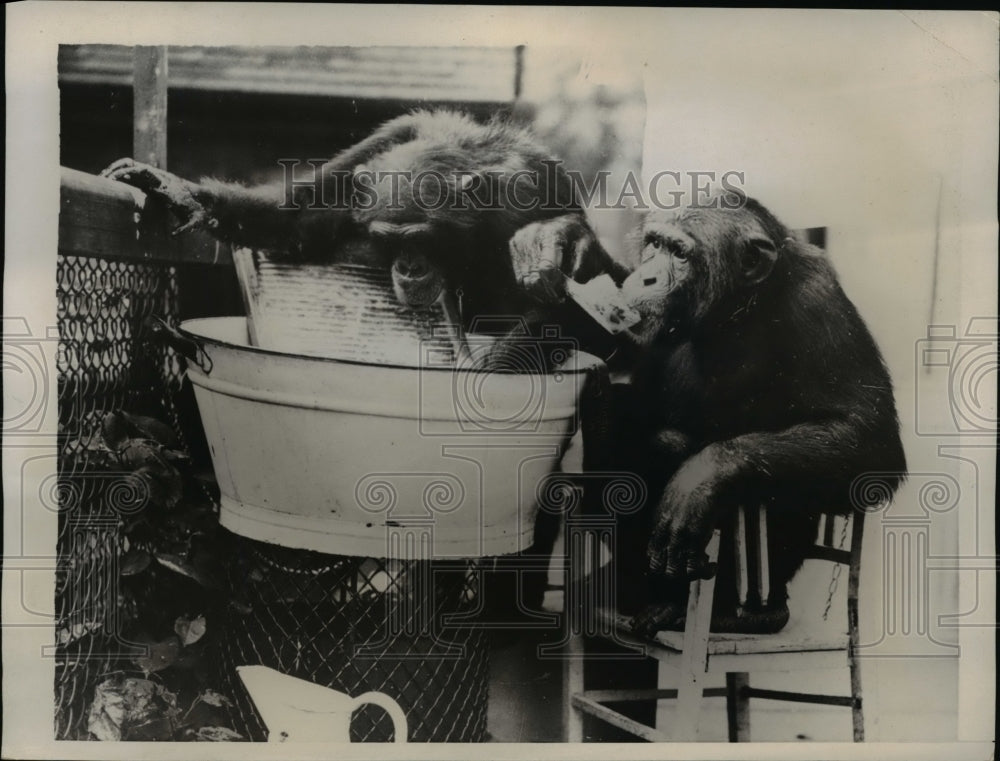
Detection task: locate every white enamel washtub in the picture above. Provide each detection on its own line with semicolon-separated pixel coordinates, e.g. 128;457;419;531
177;317;599;558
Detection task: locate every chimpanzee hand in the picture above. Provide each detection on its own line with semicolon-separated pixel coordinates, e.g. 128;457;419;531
101;159;215;236
508;213;605;304
646;449;723;581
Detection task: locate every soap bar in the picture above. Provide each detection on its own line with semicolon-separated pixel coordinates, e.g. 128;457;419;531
565;274;641;335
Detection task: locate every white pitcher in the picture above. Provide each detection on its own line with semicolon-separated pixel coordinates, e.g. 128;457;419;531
237;665;408;743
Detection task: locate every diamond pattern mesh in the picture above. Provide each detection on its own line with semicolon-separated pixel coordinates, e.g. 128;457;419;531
55;254;185;739
54;253;490;742
216;539;489;742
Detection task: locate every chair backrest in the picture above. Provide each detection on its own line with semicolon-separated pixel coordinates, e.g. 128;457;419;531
729;506;863;614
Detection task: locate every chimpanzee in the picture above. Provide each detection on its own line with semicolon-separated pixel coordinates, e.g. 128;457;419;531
103;109;622;628
102;109;618;371
509;192;907;634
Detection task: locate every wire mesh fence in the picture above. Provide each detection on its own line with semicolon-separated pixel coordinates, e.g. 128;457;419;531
55;254;185;739
54;252;491;742
216;542;489;742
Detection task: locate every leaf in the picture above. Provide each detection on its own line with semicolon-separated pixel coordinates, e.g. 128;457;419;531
56;620;103;646
127;715;176;741
101;411;133;450
170;647;202;671
101;409;179;448
195;726;243;741
161;447;190;464
154;552;223;590
131;636;181;674
119;410;179;447
87;680;127;741
87;676;179;741
120;548;152;576
174;614;207;646
125;457;184;511
116;439;164;469
229;599;253;616
166;503;219;534
197;689;233;709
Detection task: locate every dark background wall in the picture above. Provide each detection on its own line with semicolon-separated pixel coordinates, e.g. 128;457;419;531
59;83;510;183
58;45;519;320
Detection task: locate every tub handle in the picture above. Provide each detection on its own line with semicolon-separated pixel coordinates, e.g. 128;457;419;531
148;316;213;375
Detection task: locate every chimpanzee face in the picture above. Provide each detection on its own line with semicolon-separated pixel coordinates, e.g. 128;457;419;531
621;207;780;345
358;225;450;309
621;215;698;345
349;156;488;310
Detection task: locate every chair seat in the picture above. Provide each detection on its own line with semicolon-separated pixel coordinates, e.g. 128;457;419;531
595;606;849;657
565;510;866;741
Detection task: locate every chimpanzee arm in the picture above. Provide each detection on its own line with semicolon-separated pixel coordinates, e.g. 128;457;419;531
101;159;348;256
101;114;428;255
646;416;892;580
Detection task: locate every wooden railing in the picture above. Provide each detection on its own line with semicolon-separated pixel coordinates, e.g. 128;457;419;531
58;166;233;267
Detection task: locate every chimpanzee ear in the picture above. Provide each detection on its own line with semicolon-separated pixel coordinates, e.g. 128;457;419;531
740;234;779;285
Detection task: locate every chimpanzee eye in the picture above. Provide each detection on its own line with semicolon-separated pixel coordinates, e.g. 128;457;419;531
664;239;689;261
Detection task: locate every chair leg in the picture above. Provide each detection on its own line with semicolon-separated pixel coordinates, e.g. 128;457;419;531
848;645;864;741
673;674;704;741
564;630;585;742
725;672;751;742
672;533;720;742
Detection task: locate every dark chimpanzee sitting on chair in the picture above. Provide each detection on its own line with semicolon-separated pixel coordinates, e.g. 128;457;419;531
509;192;907;635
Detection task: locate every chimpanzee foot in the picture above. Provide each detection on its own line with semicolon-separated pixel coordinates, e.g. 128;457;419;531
629;601;687;638
101;159;214;235
629;600;792;639
712;603;790;634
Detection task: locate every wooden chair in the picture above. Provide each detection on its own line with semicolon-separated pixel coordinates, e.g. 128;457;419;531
564;506;865;742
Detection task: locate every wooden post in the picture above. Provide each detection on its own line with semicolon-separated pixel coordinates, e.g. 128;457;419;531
563;619;585;742
725;672;751;742
133;46;168;167
513;45;525;100
673;531;720;741
847;511;866;741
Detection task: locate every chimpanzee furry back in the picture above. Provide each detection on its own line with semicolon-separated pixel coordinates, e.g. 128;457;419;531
103;110;615;370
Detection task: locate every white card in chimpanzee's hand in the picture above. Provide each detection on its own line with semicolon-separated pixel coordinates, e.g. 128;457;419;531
565;274;641;335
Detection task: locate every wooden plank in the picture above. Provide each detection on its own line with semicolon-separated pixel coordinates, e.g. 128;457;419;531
60;44;518;104
590;603;848;658
232;248;262;346
133;46;168;168
726;672;751;742
579;687;728;703
805;545;852;565
657;628;849;656
757;506;770;605
673;531;720;741
847;511;865;741
571;694;671;742
703;649;846;675
563;617;585;743
59;167;232;266
736;506;750;606
680;531;719;671
744;686;854;708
